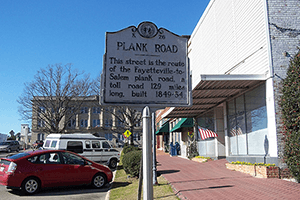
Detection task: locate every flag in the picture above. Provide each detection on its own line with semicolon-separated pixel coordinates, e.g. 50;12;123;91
198;126;218;140
229;126;243;136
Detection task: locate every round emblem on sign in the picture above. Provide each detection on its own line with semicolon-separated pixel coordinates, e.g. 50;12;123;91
137;22;158;38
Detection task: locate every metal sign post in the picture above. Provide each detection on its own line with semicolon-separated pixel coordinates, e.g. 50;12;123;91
143;106;153;200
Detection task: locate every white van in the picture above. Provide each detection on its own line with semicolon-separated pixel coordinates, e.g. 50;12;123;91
43;133;120;168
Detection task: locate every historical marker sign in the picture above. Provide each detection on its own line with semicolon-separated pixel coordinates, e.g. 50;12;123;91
101;21;191;107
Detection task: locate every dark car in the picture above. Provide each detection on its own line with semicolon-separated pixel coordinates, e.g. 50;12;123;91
0;150;113;195
0;141;20;153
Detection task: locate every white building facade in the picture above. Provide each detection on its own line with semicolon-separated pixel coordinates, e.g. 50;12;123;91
164;0;300;167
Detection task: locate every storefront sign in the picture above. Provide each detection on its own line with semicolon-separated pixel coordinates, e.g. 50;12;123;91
101;21;191;107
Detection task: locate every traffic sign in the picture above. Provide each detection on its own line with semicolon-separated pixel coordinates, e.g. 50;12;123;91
123;130;132;139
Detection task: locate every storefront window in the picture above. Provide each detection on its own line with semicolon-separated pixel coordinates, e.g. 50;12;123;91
245;84;267;132
227;84;267;156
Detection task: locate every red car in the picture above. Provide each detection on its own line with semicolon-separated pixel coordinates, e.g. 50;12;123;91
0;150;113;195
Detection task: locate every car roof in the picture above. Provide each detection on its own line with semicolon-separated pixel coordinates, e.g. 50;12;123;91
3;150;70;161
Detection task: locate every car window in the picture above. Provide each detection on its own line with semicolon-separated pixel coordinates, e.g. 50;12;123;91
51;140;57;148
102;141;111;149
29;153;62;164
92;141;100;148
85;141;91;148
7;152;30;159
61;152;85;165
67;141;83;153
44;140;51;147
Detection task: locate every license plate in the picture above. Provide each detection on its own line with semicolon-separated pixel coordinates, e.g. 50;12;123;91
0;167;4;172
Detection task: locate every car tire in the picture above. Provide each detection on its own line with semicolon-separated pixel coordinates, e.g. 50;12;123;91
21;177;40;195
109;158;117;169
7;148;11;153
91;173;106;189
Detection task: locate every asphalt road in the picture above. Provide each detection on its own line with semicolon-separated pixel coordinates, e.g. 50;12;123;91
0;184;110;200
0;151;111;200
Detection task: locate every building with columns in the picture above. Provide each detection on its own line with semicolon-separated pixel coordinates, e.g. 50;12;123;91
31;95;142;147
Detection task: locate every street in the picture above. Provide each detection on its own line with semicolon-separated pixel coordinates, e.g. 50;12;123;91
0;184;110;200
0;151;111;200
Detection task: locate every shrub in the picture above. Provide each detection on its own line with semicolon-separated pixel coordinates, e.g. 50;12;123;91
122;150;142;177
280;51;300;182
122;143;139;155
188;141;199;159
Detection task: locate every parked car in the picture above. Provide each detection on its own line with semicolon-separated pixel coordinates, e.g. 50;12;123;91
32;140;44;149
43;133;120;168
0;149;113;195
0;141;21;153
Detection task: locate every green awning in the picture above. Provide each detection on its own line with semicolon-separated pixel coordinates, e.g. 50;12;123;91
156;122;169;135
170;118;193;132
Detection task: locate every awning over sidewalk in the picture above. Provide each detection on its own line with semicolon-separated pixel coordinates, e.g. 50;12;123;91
156;122;169;135
165;74;266;118
170;118;193;132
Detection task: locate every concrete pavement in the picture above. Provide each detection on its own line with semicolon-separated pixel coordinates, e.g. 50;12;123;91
156;150;300;200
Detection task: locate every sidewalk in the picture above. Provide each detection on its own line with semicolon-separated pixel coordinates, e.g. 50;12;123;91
156;150;300;200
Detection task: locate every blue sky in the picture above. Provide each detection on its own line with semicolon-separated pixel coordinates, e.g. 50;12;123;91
0;0;210;135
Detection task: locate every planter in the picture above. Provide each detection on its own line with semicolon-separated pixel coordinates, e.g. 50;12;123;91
226;163;280;178
192;157;212;163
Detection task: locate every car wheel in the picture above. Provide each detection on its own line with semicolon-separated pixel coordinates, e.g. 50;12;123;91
109;159;117;169
7;148;11;153
21;177;40;195
91;173;106;188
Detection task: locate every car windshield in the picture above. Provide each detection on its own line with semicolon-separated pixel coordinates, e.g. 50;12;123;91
0;142;11;145
7;152;30;159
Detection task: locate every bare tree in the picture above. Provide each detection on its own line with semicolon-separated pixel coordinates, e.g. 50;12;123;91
102;105;142;145
17;64;93;133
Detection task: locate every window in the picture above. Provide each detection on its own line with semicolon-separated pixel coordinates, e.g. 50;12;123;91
117;119;123;127
227;84;267;156
38;106;45;113
37;120;45;127
133;133;140;141
44;140;51;147
245;84;267;132
102;141;111;148
29;153;62;164
92;141;100;148
135;121;141;127
67;141;83;154
105;133;113;141
80;107;88;114
61;152;85;165
37;133;45;141
93;107;101;114
118;133;124;141
68;119;76;128
85;141;91;148
51;141;57;148
80;119;88;127
93;119;100;127
105;119;112;127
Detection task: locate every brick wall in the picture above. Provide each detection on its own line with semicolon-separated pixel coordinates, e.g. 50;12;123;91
267;0;300;168
226;163;292;179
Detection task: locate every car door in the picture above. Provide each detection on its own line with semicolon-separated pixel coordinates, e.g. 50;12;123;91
82;140;93;160
91;140;102;163
60;151;96;184
30;152;68;187
101;141;112;162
